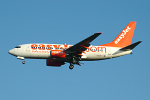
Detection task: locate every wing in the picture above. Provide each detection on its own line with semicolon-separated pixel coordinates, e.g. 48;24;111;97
65;33;102;58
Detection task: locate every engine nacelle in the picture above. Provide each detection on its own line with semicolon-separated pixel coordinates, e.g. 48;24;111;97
46;59;64;66
50;50;66;58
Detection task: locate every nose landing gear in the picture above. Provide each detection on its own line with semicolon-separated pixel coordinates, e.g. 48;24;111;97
22;60;25;64
17;56;25;64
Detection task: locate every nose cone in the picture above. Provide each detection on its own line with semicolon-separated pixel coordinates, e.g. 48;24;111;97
8;49;15;56
8;49;12;54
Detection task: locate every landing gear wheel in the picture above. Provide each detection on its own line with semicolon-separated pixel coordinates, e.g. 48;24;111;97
22;61;25;64
69;65;74;70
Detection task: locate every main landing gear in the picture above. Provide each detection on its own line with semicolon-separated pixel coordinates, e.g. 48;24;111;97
69;63;74;70
69;58;80;69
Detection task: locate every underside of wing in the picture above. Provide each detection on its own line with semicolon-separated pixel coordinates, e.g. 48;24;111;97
65;33;102;58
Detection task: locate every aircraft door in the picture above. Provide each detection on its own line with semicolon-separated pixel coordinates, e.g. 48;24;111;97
25;45;31;57
108;48;112;56
26;45;30;52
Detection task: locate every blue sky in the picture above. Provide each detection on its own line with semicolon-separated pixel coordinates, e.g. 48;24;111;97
0;0;150;100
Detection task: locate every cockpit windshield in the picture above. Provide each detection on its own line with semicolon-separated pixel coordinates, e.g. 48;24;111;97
15;46;21;48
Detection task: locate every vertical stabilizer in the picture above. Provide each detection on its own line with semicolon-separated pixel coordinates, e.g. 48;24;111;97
100;21;136;48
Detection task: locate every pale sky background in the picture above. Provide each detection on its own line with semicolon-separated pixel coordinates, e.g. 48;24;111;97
0;0;150;100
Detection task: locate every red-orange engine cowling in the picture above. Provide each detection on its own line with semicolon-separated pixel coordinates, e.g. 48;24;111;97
46;59;64;66
50;50;66;58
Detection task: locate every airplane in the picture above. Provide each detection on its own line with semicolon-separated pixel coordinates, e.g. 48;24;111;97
8;21;142;69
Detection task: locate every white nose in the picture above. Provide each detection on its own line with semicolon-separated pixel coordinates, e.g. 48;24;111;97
8;49;12;54
8;49;15;55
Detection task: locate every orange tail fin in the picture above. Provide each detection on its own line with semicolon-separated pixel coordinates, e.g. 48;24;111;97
100;21;136;48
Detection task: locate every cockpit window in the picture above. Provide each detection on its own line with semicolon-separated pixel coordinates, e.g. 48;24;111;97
15;46;21;48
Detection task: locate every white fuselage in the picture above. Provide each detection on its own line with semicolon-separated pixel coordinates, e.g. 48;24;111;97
8;44;132;61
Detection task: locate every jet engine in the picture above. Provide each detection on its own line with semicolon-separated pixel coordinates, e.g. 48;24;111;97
50;50;66;58
46;59;65;66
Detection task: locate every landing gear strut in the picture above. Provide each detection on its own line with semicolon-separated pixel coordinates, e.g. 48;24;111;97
22;60;25;64
69;63;74;69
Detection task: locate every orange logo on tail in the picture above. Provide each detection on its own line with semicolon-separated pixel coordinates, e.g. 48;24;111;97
114;26;131;44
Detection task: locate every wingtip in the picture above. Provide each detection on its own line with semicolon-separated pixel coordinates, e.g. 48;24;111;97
94;32;102;35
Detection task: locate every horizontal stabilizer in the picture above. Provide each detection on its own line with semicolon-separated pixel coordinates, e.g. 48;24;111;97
112;41;142;55
120;41;142;51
